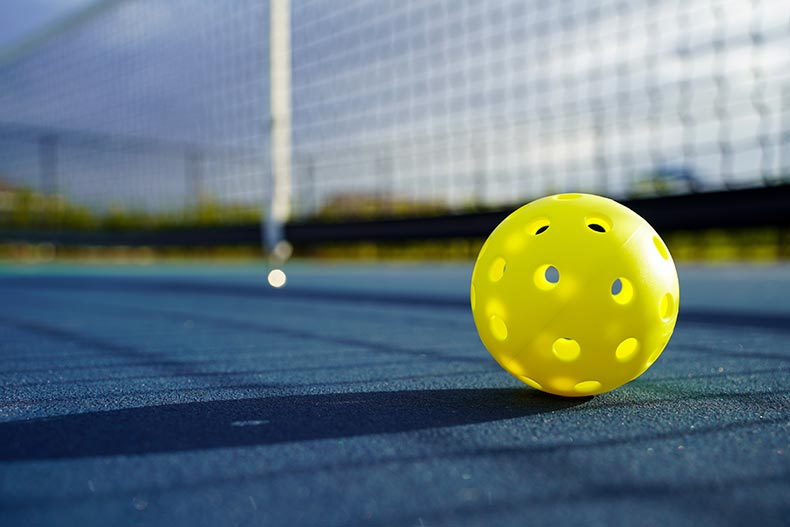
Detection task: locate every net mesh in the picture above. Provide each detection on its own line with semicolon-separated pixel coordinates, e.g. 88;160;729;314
0;0;788;224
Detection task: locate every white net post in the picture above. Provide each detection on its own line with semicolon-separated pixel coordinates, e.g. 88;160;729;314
265;0;293;260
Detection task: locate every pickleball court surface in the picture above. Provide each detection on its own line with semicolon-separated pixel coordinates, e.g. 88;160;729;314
0;261;788;526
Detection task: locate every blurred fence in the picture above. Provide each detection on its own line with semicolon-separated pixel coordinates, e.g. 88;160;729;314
0;121;262;211
0;0;271;221
1;0;789;227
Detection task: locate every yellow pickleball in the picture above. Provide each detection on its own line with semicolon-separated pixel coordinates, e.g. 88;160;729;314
470;193;679;397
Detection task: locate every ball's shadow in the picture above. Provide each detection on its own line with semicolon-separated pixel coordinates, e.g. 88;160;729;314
1;388;589;461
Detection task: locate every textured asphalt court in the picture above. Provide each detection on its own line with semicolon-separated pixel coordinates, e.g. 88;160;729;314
0;262;788;526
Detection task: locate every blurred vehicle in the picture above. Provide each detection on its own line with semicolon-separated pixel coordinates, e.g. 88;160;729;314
630;165;703;197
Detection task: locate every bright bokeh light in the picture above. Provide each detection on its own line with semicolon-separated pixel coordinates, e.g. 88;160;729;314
267;268;287;288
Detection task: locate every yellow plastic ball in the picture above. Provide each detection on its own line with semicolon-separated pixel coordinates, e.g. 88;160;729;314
470;193;679;397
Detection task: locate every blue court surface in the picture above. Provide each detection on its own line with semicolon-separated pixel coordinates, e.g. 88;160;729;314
1;262;789;526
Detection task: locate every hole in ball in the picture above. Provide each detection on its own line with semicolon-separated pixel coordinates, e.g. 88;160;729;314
534;265;560;291
611;277;634;305
518;375;543;390
615;337;640;362
489;315;508;341
654;236;670;260
659;293;675;321
574;380;602;394
552;337;581;362
488;257;506;282
526;218;551;236
585;214;612;233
